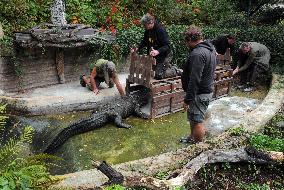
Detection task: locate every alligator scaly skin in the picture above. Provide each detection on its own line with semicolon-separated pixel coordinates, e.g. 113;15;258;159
44;89;149;153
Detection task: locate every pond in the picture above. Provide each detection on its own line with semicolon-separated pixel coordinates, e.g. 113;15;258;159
18;84;269;175
29;111;190;175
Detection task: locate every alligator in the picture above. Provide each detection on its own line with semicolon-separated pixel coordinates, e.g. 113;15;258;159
44;88;150;154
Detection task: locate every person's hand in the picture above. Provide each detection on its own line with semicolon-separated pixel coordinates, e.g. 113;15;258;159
93;88;99;95
233;68;239;75
150;47;159;57
130;47;138;53
183;102;189;112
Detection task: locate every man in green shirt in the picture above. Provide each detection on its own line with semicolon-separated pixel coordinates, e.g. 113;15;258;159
80;59;125;96
233;42;270;89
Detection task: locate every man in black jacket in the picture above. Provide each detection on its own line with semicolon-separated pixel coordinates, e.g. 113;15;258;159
180;25;217;143
131;13;177;79
212;34;236;56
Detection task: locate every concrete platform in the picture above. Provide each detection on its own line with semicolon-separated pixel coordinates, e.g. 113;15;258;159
0;73;129;115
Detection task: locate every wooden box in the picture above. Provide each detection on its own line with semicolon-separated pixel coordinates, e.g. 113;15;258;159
150;76;185;118
213;65;233;99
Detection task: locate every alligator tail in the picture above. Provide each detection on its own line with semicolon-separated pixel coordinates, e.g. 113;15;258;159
44;114;108;154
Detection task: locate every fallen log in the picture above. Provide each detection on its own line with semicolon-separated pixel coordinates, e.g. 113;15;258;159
92;147;283;190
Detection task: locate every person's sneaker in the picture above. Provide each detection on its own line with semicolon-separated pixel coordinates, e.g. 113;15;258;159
80;75;86;87
243;87;254;92
179;136;197;144
237;84;245;89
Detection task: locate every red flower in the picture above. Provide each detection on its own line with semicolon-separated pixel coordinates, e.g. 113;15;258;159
111;5;117;14
133;19;140;25
109;26;117;35
106;16;112;23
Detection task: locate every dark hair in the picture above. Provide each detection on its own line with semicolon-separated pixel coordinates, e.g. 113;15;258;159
227;34;236;40
183;25;203;42
140;13;155;25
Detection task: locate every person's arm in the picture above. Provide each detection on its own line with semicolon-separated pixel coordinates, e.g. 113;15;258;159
90;67;99;95
112;73;125;97
233;66;239;75
238;54;254;72
155;27;170;55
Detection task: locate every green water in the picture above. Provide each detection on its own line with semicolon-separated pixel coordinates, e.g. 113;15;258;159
37;111;190;174
30;85;269;175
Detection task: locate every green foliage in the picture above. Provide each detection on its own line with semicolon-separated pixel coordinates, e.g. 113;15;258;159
154;170;169;180
97;24;283;74
104;184;125;190
227;127;246;136
250;134;284;152
240;183;270;190
264;112;284;139
0;105;59;189
232;0;284;24
0;36;13;56
0;0;52;35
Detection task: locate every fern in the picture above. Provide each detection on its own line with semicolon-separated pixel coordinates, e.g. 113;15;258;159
0;126;34;170
0;105;60;189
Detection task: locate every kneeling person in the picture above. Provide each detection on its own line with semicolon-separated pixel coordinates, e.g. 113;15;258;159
80;59;125;96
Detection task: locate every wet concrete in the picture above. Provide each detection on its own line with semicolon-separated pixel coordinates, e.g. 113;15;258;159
0;73;129;115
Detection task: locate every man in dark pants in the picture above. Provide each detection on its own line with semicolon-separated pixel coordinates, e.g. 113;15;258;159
180;25;217;143
131;13;179;79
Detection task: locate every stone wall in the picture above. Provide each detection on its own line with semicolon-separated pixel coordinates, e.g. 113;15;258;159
0;47;91;93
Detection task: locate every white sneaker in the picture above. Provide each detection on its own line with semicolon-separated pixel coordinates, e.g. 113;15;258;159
243;87;254;92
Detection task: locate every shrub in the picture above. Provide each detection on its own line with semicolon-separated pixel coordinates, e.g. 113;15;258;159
96;24;284;74
0;105;59;189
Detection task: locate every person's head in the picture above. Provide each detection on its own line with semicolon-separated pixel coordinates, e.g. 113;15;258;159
140;13;155;30
183;25;203;49
239;42;251;54
104;61;116;85
227;34;236;45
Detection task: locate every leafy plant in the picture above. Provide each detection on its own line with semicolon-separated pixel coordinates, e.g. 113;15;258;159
250;134;284;152
0;104;59;190
227;126;246;136
240;183;270;190
154;171;169;180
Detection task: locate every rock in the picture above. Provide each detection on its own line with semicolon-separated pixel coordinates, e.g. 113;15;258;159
276;121;284;128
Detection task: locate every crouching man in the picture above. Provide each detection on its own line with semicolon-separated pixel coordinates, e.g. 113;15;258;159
80;59;125;96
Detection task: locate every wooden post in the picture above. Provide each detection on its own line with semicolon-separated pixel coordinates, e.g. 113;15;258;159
55;48;65;83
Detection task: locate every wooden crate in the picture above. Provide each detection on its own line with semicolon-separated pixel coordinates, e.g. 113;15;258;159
213;65;233;99
150;77;185;118
126;53;234;118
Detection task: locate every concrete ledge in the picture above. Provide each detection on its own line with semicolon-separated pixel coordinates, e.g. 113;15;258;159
0;74;128;115
54;74;284;189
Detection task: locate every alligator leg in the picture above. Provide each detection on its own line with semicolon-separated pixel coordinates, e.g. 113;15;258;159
114;115;132;129
134;105;149;119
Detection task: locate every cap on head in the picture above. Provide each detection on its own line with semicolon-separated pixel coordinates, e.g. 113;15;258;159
106;61;116;73
140;13;155;25
104;61;116;85
183;25;203;42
